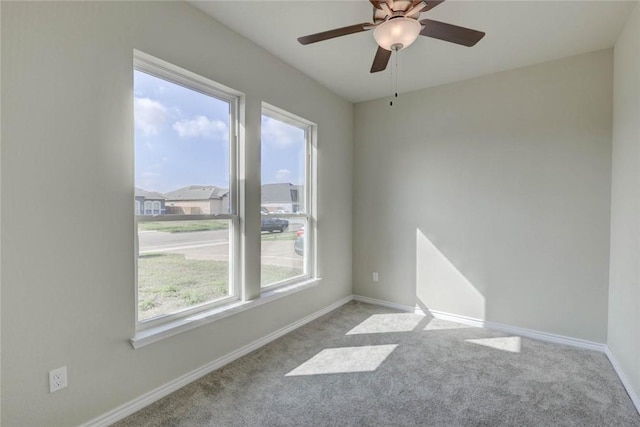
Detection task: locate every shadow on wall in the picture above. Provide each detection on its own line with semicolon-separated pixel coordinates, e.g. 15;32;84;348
416;228;486;320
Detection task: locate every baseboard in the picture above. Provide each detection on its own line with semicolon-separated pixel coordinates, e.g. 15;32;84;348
351;296;605;352
429;309;606;352
79;295;353;427
605;346;640;415
352;295;415;312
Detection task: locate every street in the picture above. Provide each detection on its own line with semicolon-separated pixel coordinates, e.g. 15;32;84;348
139;228;303;269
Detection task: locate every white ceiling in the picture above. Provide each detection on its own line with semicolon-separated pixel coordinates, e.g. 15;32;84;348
189;1;636;103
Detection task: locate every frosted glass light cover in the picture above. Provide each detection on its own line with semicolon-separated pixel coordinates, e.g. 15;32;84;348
373;18;422;51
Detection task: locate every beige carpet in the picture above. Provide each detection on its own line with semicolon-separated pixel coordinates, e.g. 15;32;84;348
114;301;640;426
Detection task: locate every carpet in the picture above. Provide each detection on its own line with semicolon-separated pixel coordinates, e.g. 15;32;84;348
113;301;640;426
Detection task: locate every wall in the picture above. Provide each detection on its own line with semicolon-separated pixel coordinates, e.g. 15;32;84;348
0;2;2;424
354;50;613;342
608;2;640;402
0;2;353;426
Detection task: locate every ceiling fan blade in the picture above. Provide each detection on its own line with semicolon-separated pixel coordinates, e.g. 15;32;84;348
370;1;383;9
419;19;485;46
297;23;371;45
370;46;392;73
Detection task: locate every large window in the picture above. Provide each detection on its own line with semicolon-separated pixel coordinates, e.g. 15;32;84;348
132;54;318;342
260;105;315;288
134;53;239;325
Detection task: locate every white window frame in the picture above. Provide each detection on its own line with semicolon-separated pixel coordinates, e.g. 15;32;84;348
134;51;241;330
260;103;317;290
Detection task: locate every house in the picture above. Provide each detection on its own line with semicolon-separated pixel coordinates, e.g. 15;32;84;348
134;187;166;215
164;185;229;215
1;1;639;426
261;183;302;213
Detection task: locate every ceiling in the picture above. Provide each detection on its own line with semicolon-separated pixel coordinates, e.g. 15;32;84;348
189;1;636;103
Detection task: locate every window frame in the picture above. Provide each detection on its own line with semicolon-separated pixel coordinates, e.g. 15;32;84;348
260;103;317;290
133;52;242;330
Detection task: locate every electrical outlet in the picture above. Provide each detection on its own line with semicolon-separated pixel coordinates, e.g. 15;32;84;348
373;272;379;282
49;366;67;393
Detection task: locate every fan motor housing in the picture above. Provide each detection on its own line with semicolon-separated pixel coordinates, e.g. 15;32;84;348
373;0;422;23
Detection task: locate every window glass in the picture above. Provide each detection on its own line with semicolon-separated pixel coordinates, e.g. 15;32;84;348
137;220;230;321
134;66;235;323
260;112;311;287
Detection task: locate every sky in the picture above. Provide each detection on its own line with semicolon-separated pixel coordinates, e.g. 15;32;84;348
134;70;306;194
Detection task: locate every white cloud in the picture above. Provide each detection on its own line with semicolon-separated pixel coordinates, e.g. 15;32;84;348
275;169;291;182
172;116;228;139
261;116;304;149
134;97;168;135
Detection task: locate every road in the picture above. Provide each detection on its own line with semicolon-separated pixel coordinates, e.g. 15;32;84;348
139;228;302;268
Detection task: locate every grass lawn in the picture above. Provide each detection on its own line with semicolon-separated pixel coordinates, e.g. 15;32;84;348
138;253;303;321
261;264;304;286
138;253;229;321
139;220;229;233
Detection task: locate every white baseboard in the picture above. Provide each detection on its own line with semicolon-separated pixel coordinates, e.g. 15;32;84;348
352;295;606;352
429;309;606;352
79;295;353;427
605;346;640;415
352;295;415;313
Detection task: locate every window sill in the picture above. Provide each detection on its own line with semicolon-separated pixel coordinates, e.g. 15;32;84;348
130;278;322;349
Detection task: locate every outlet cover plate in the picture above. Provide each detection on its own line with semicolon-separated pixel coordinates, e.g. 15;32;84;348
49;366;68;393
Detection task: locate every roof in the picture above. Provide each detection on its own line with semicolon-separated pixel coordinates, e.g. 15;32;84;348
135;187;167;200
261;183;302;204
165;185;229;201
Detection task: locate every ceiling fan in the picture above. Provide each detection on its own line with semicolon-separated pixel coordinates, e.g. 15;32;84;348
298;0;485;73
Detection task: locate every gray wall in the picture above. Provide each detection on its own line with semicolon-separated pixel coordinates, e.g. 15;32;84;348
0;2;352;425
609;3;640;401
354;50;613;342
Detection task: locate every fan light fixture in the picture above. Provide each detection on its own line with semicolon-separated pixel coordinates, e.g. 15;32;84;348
373;17;422;51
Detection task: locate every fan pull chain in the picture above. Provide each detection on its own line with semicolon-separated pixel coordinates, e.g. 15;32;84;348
390;49;399;107
390;50;394;106
395;49;399;100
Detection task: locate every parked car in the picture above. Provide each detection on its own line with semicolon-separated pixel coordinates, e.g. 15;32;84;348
294;227;304;256
261;214;289;233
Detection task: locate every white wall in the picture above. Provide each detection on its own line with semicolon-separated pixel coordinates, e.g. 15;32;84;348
354;50;613;342
0;2;352;425
0;2;3;424
609;2;640;402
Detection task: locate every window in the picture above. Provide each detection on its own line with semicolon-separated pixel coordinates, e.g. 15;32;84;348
260;105;315;288
134;53;239;326
130;53;320;346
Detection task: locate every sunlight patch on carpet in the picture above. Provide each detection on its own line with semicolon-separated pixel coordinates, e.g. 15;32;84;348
346;313;424;335
285;345;398;376
423;318;471;331
465;336;521;353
